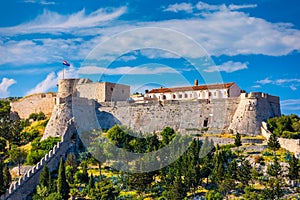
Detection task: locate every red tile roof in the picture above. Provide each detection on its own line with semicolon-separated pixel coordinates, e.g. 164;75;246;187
148;82;235;94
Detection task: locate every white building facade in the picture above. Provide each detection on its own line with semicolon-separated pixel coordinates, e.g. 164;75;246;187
145;82;241;101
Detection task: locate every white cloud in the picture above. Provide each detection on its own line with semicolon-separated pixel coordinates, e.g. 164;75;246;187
251;85;261;89
78;65;178;75
164;3;194;13
0;7;126;35
204;61;248;73
256;77;273;85
195;1;225;11
228;4;257;10
26;66;78;95
281;99;300;111
275;78;300;85
23;0;56;5
0;38;86;66
0;78;17;98
256;77;300;90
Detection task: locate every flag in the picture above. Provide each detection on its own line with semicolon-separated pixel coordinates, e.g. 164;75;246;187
62;60;70;66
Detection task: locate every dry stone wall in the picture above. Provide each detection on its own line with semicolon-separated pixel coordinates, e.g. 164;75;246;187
11;93;56;119
261;122;300;158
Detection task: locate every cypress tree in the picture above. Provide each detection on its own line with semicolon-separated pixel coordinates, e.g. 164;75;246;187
0;161;5;194
3;164;11;189
88;174;95;194
40;165;51;189
57;158;69;200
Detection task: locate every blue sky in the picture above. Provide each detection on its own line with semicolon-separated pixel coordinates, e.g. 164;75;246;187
0;0;299;115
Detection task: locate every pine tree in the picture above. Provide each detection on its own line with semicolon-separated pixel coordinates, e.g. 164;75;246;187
267;133;280;151
90;179;119;200
237;159;252;186
65;152;77;175
57;158;69;200
234;132;242;147
263;155;283;199
288;155;299;181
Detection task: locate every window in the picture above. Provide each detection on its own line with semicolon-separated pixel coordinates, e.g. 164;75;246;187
190;94;192;98
214;92;216;96
179;94;182;98
184;94;188;98
203;118;208;127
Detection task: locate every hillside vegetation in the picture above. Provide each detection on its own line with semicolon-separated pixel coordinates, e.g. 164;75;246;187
267;114;300;139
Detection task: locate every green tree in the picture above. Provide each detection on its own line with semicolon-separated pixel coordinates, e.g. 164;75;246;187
3;164;11;189
9;112;22;145
267;133;280;151
90;179;119;200
288;155;299;181
0;137;7;152
237;159;252;186
262;155;283;199
234;132;242;147
107;125;126;148
57;158;69;200
64;152;77;184
33;185;48;200
40;165;51;190
81;161;89;185
87;174;95;194
0;161;5;194
9;146;27;175
160;126;175;146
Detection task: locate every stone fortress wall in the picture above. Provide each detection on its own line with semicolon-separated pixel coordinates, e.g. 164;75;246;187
11;79;281;136
10;93;56;119
96;91;279;135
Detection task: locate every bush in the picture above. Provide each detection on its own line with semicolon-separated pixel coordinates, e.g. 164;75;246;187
28;112;46;121
26;150;47;165
26;137;60;165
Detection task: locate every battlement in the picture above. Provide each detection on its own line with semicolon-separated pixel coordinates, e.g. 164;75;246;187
241;92;279;101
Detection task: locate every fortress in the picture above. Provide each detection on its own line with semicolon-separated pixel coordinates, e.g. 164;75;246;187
1;78;290;200
12;78;281;136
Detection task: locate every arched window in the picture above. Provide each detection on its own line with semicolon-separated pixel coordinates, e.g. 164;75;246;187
172;94;176;99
